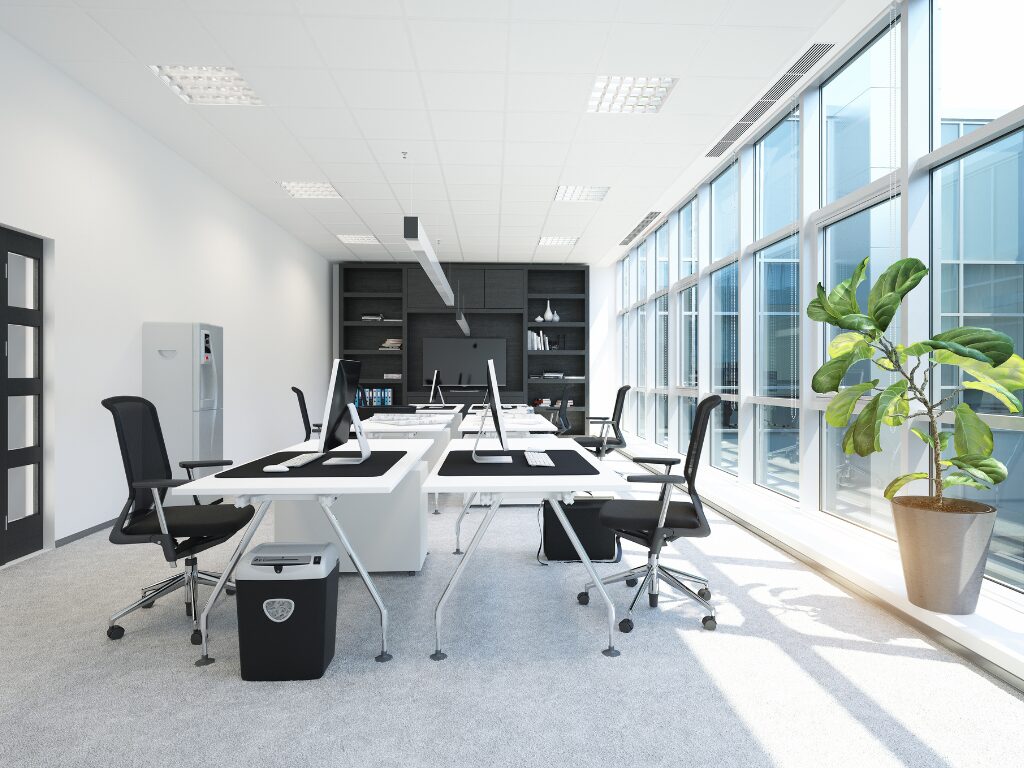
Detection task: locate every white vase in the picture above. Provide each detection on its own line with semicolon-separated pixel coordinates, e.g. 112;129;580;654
552;310;560;322
543;300;553;322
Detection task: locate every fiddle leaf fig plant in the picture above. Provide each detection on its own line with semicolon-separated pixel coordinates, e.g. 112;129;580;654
807;256;1024;506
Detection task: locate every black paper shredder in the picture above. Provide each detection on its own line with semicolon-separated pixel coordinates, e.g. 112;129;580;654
234;543;339;681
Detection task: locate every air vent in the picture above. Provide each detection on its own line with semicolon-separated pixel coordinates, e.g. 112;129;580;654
704;42;835;158
619;211;661;247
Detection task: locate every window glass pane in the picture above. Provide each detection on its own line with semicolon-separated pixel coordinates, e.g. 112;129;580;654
8;396;38;450
756;111;800;237
636;305;646;388
822;23;901;203
821;419;900;537
628;248;637;305
655;296;668;387
823;198;901;385
655;224;669;290
679;199;697;278
678;396;696;456
711;164;739;261
710;399;739;475
637;239;648;299
711;263;738;394
636;391;647;438
756;236;800;398
8;464;38;522
7;324;38;379
934;0;1024;148
933;129;1023;414
655;394;669;447
7;252;38;310
618;258;626;310
756;405;799;499
679;287;697;388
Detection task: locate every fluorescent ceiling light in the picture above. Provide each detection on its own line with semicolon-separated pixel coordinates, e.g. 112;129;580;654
587;76;675;114
149;65;262;106
281;181;340;199
554;185;610;202
538;236;579;247
404;217;454;306
337;234;380;245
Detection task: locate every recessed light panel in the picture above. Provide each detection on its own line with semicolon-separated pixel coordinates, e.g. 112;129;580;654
337;234;381;245
587;76;675;114
554;185;610;202
280;181;341;199
149;65;262;106
538;236;578;247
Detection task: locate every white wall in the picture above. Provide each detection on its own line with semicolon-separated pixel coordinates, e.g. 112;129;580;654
588;264;618;430
0;31;331;543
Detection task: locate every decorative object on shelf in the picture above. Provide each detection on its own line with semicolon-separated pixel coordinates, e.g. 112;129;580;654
543;300;554;322
807;254;1023;615
534;315;544;322
552;309;560;322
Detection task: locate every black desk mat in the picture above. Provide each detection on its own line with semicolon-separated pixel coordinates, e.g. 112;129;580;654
217;451;405;478
438;450;599;476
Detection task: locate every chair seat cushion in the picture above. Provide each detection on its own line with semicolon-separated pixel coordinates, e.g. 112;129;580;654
124;504;255;538
574;435;623;449
599;499;703;533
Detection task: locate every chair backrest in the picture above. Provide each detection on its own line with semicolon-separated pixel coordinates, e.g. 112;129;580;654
101;396;172;516
610;384;630;442
292;386;313;441
683;395;721;493
555;387;571;434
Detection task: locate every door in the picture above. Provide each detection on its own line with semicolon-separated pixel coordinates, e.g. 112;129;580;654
1;226;44;564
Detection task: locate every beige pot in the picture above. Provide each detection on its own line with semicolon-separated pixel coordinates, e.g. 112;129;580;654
891;495;996;615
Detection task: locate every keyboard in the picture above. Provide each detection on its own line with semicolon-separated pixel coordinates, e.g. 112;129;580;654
264;453;321;472
524;451;554;468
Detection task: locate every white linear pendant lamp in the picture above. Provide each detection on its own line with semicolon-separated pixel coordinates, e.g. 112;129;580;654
455;281;471;337
404;216;454;306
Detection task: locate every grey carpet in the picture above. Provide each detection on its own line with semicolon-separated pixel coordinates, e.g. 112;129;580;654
1;491;1021;768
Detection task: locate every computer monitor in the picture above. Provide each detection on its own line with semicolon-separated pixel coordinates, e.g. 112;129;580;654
318;358;371;465
428;369;445;405
472;359;512;464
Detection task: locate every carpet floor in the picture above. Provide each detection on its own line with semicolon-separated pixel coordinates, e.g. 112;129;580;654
1;489;1021;768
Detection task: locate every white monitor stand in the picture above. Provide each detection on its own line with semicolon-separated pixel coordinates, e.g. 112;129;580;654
323;404;371;465
429;369;446;405
471;361;513;464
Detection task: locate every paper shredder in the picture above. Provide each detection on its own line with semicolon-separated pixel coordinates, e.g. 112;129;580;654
234;543;340;681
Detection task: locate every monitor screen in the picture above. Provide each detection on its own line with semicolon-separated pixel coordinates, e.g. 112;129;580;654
423;338;506;387
318;359;361;453
485;359;509;451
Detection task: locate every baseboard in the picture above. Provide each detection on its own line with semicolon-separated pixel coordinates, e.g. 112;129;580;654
56;518;115;548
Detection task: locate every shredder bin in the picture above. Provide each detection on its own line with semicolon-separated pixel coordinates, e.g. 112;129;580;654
234;543;340;681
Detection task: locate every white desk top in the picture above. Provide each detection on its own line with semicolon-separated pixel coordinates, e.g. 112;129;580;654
467;403;531;411
360;414;454;433
422;437;630;496
413;404;463;412
172;438;432;499
458;412;558;434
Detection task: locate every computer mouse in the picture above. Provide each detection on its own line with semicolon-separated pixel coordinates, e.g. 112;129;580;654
263;465;289;473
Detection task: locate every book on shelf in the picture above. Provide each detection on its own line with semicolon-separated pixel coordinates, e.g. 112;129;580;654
361;314;384;321
382;373;402;380
381;318;402;323
563;375;585;380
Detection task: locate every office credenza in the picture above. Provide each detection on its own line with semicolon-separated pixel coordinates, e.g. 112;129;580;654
335;262;590;434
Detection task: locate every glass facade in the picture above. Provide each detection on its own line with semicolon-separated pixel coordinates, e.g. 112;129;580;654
711;164;739;261
711;263;738;395
756;236;799;398
756;112;800;237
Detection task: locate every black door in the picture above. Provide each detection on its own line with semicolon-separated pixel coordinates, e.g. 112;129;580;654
1;226;43;564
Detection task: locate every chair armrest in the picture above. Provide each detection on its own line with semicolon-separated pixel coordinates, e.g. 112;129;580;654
132;479;188;490
588;417;611;423
632;456;681;467
626;474;685;485
179;460;233;469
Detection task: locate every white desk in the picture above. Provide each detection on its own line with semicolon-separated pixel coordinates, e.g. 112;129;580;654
458;412;558;435
175;437;432;665
422;437;630;659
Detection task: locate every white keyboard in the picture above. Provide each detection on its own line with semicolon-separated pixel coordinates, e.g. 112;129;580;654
524;451;554;467
263;453;321;472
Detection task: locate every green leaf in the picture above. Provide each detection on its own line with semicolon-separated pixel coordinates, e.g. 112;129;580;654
953;403;993;458
807;283;842;325
909;428;952;451
883;472;930;500
883;391;910;426
949;454;1008;485
933;351;1024;394
931;327;1014;367
811;345;873;393
942;472;990;491
829;332;868;358
963;381;1022;413
825;381;877;427
874;380;909;435
828;256;868;315
842;423;857;455
910;427;930;445
866;258;929;332
849;394;883;457
834;313;880;333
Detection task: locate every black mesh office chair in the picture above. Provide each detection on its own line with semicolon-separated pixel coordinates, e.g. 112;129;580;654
577;395;721;632
574;385;630;458
553;387;572;435
102;396;255;645
291;386;322;442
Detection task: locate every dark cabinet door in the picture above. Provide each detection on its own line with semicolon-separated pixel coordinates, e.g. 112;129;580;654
485;269;524;309
406;266;448;310
452;268;484;309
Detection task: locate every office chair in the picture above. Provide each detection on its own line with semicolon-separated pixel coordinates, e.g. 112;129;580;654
553;388;572;435
577;394;721;632
101;396;255;645
574;385;630;458
291;386;322;442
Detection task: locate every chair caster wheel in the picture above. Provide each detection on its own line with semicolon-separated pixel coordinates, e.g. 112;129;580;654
190;630;203;646
576;591;590;606
702;616;717;631
625;578;638;587
107;625;125;640
649;593;658;607
226;587;236;596
698;587;711;600
141;601;155;609
618;618;634;633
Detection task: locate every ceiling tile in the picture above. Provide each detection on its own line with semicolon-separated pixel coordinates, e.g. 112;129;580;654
451;199;499;215
333;70;426;110
331;181;396;200
294;0;403;15
0;6;132;62
308;17;416;69
693;25;811;79
89;8;228;62
435;140;503;165
505;73;593;112
408;20;507;72
598;24;708;73
352;109;433;140
405;0;511;20
381;163;446;186
301;137;375;163
503;141;569;167
613;0;727;25
198;12;321;67
504;112;579;143
660;76;766;117
368;138;438;165
429;110;503;141
501;165;562;186
446;184;500;201
243;67;346;107
442;164;501;185
502;185;553;202
421;71;505;111
275;107;362;138
507;21;608;73
321;163;388;184
500;200;551;216
509;0;617;23
717;0;843;28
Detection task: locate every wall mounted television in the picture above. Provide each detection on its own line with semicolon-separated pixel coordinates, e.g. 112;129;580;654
422;338;507;387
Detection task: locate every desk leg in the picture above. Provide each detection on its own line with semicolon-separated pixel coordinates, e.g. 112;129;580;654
548;498;620;658
195;499;271;667
431;495;502;660
453;491;479;554
319;497;392;663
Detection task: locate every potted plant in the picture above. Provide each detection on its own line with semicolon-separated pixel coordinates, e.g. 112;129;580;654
807;256;1024;614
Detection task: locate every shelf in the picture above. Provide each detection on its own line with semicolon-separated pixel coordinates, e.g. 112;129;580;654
527;321;585;327
528;377;586;383
342;321;404;326
527;350;585;355
342;292;403;299
527;293;585;300
342;349;403;355
360;378;404;385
